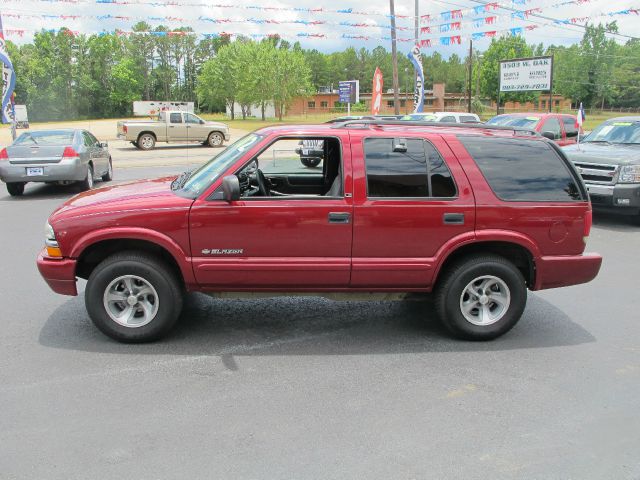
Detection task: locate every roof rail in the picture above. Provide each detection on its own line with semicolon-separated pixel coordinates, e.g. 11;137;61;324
330;119;539;136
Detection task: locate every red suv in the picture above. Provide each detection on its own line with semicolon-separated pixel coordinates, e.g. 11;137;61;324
486;113;580;146
38;120;601;342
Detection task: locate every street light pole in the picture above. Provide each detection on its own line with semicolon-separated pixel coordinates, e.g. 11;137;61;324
404;67;409;114
467;40;473;114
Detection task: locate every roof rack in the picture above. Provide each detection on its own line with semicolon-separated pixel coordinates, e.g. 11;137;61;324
329;119;539;136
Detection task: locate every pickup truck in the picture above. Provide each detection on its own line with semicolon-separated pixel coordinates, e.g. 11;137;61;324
563;116;640;217
117;111;230;150
38;119;601;343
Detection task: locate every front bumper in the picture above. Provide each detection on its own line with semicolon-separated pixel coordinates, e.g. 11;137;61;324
223;131;231;141
37;249;78;296
533;252;602;290
586;183;640;214
0;158;86;183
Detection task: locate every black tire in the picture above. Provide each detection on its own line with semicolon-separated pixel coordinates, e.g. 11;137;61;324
85;251;184;343
79;164;94;191
138;133;156;150
101;158;113;182
301;157;322;168
207;131;224;147
6;182;25;196
435;255;527;341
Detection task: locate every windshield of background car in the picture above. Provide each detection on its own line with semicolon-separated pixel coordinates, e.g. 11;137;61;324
13;131;75;146
585;121;640;144
180;133;263;197
486;115;540;129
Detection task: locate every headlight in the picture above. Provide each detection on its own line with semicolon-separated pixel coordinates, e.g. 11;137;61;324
44;222;62;258
619;165;640;184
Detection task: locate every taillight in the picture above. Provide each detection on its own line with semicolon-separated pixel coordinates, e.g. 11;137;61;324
62;147;79;158
583;207;592;243
0;148;7;160
123;125;128;134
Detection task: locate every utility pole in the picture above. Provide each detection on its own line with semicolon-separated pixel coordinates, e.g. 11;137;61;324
390;0;400;115
468;40;473;114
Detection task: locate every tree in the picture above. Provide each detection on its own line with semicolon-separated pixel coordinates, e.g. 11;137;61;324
272;47;314;120
110;58;143;114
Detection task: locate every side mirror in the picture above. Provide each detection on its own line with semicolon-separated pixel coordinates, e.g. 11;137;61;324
99;141;108;148
222;175;240;202
541;131;556;140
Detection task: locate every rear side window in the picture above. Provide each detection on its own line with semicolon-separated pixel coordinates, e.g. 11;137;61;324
458;136;583;202
170;113;182;124
541;118;562;140
460;115;478;123
364;138;456;198
562;116;578;137
439;116;456;123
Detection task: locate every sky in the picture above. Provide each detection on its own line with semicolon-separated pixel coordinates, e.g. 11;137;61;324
0;0;638;56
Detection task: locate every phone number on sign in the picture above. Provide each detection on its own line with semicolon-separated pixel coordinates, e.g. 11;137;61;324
502;84;549;91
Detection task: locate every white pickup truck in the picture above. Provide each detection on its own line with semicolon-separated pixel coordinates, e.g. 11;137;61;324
117;111;230;150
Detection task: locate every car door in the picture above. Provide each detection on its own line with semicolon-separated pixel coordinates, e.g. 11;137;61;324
168;112;188;141
183;112;206;142
350;133;475;288
81;131;104;173
85;131;108;174
189;133;354;288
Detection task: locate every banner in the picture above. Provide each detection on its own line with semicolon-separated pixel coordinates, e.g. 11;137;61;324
371;67;383;115
408;45;424;113
0;16;16;124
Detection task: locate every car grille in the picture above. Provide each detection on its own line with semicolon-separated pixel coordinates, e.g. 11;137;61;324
573;162;618;185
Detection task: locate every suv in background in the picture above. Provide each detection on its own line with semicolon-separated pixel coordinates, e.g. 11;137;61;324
562;116;640;217
38;120;601;343
486;113;579;146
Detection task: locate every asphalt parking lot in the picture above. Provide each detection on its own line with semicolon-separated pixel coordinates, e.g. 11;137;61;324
1;154;640;479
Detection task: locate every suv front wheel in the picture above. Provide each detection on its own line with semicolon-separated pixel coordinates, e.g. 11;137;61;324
436;255;527;340
85;252;184;342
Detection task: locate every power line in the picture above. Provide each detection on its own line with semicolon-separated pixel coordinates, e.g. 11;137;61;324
465;0;639;40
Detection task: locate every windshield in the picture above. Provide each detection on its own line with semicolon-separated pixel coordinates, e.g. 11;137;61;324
584;120;640;144
13;131;75;146
486;115;541;129
179;133;263;197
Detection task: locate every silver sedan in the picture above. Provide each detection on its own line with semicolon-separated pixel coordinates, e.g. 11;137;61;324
0;129;112;196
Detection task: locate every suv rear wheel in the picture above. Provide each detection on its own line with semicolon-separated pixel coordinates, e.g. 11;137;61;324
85;252;184;342
435;255;527;340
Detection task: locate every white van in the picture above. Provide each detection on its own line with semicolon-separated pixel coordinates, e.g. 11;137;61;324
401;112;480;123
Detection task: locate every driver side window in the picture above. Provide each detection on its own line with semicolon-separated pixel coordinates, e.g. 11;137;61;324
234;136;342;199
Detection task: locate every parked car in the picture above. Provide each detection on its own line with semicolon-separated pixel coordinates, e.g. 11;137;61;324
325;115;375;124
486;113;579;146
562;116;640;217
0;129;112;197
117;111;230;150
401;112;481;123
38;119;601;343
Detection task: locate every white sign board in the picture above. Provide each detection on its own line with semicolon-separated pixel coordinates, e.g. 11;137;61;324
133;101;194;116
499;56;553;92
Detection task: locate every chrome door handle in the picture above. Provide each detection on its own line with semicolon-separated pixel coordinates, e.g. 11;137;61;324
328;212;351;224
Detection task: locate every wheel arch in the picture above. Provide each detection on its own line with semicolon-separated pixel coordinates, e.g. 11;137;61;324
434;239;537;289
72;230;193;287
137;131;157;141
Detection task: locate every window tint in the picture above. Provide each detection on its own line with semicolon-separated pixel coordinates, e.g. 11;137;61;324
458;136;582;202
170;113;182;124
82;132;94;147
541;118;561;139
563;116;578;137
364;138;456;198
184;113;201;124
